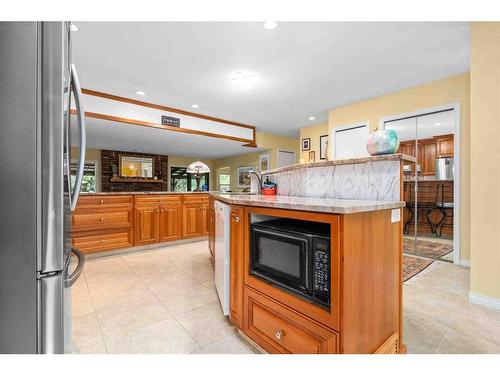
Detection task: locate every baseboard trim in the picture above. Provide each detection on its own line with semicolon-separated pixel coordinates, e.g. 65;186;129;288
459;259;470;268
469;292;500;310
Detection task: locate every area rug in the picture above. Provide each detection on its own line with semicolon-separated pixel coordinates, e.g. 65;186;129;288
403;255;434;282
403;238;453;259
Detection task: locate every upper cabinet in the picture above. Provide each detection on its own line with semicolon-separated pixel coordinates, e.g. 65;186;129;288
436;135;454;158
399;134;454;176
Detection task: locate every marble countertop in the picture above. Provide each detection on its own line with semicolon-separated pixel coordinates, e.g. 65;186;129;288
263;153;416;175
210;193;405;214
80;191;255;196
80;191;212;196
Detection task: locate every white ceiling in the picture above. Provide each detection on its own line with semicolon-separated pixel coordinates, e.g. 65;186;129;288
72;116;264;159
72;22;469;156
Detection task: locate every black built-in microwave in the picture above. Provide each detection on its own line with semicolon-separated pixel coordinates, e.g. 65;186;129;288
250;219;330;309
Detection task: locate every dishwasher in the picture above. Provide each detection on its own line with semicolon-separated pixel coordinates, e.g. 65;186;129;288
214;200;230;315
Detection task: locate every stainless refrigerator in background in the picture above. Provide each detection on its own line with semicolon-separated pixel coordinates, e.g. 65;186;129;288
0;22;86;353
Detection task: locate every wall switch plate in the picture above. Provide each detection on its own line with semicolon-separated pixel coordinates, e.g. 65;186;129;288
391;209;401;223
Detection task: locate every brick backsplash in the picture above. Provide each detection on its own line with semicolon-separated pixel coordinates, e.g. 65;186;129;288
101;150;169;192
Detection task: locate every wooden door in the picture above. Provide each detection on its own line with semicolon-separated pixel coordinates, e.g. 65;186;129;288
421;140;437;176
208;198;215;263
230;206;245;328
436;135;454;157
158;203;182;242
133;204;159;245
182;203;204;238
202;203;209;236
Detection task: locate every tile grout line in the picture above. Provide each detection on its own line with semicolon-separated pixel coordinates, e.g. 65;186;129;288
119;251;204;350
77;272;109;354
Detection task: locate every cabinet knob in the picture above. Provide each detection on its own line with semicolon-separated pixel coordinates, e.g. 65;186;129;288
234;216;240;223
100;239;104;243
275;329;284;340
99;217;104;221
99;199;104;204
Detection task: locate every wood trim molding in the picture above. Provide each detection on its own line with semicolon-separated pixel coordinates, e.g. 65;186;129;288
82;88;255;130
71;109;257;146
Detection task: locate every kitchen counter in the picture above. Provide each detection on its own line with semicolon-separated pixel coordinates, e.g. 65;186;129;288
263;153;416;175
80;191;211;196
210;193;404;214
80;191;256;196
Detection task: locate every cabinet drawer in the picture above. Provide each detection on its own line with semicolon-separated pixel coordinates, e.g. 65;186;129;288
183;194;208;203
134;195;182;205
77;195;133;208
244;288;338;354
72;228;133;253
72;209;132;231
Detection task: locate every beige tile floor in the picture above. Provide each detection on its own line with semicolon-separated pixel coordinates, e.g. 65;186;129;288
72;240;500;354
71;240;256;354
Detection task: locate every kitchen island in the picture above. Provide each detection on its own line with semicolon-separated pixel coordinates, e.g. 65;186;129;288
208;192;405;354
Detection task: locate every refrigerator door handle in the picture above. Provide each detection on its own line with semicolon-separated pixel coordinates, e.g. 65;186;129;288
64;247;85;288
69;63;86;211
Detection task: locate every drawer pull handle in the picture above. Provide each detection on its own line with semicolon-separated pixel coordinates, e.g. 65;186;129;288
275;329;284;340
99;217;104;221
99;199;104;204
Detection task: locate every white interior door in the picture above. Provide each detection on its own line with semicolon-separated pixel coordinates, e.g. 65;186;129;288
331;123;370;160
277;149;296;168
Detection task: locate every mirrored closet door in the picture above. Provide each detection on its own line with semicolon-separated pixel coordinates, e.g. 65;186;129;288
384;109;455;263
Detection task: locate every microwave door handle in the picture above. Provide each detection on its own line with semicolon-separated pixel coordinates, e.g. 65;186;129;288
70;64;86;211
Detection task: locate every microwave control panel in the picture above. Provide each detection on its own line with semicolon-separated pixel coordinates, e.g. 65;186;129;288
313;243;330;300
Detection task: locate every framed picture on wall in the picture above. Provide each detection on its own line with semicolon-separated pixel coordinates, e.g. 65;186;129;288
259;153;270;172
237;166;254;188
308;151;316;163
320;135;329;160
301;138;311;151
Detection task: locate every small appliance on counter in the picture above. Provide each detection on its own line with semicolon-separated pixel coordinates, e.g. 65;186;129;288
435;157;454;180
261;176;277;195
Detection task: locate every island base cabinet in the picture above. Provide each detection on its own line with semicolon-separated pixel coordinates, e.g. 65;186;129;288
243;287;339;354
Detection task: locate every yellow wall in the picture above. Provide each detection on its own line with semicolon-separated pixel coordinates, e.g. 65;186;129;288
470;22;500;301
212;131;299;192
327;73;470;262
299;123;329;162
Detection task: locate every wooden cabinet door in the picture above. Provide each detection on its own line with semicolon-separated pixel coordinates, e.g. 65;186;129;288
202;203;209;236
182;203;204;238
158;204;182;242
437;135;454;157
421;141;437;176
230;206;245;328
208;198;215;263
134;204;159;245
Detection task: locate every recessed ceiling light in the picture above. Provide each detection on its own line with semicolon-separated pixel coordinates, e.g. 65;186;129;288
309;116;316;121
135;90;146;96
264;21;278;30
191;104;199;109
70;24;78;32
229;70;257;82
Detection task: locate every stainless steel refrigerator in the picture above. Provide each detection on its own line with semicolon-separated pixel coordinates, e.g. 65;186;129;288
0;21;87;353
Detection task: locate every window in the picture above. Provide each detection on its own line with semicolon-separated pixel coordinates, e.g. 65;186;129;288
218;167;231;192
70;161;97;193
170;166;210;192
